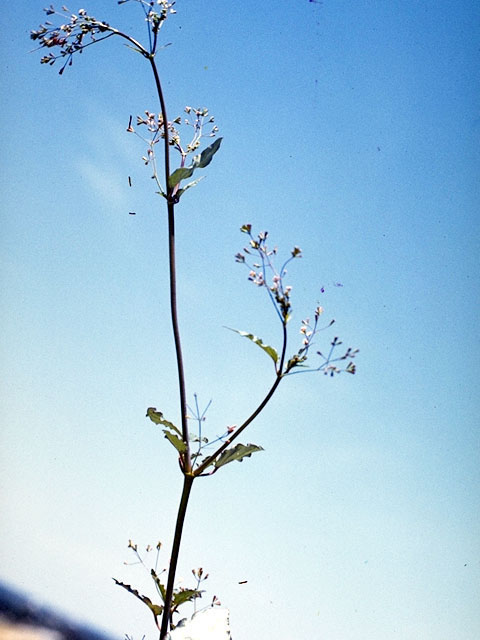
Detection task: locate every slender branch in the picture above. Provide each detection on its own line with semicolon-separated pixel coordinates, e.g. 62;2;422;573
194;322;289;476
259;246;284;324
139;2;154;53
159;474;195;640
98;23;148;57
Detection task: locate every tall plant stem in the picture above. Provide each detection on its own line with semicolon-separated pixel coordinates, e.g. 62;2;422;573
159;474;194;640
166;198;191;470
148;55;193;639
148;56;191;469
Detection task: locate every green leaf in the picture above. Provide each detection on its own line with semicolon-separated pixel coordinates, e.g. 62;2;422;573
146;408;181;435
192;137;223;168
168;166;195;189
151;569;166;603
175;176;205;199
146;409;187;453
168;138;222;191
113;579;163;617
214;443;264;469
163;430;187;453
225;328;278;364
172;588;203;608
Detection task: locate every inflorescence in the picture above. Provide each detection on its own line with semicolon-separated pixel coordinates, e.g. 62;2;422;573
236;225;358;376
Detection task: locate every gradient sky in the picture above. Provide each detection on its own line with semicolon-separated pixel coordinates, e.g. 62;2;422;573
1;1;479;639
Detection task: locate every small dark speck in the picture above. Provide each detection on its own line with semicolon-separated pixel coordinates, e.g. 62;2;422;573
129;212;136;215
377;146;381;151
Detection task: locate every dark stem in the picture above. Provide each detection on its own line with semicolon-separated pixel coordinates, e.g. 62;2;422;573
148;56;191;468
166;199;191;468
148;55;193;638
159;474;195;640
148;59;171;195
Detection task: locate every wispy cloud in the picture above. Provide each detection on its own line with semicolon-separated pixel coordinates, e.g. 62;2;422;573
75;156;127;212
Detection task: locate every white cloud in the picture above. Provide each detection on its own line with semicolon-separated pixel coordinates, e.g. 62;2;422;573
75;156;127;211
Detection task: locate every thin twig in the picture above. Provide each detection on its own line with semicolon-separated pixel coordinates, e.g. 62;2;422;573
194;321;288;476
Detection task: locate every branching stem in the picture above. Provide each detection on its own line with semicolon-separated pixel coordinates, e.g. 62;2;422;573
195;321;289;476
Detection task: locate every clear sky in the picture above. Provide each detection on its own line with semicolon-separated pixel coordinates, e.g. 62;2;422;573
1;1;479;639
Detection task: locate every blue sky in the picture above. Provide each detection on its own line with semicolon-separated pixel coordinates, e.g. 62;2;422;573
1;1;479;639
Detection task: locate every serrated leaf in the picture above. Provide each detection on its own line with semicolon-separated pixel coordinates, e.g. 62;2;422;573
146;408;181;435
163;430;188;453
113;579;163;617
172;588;203;608
151;569;166;602
214;443;264;469
225;328;278;364
168;166;195;189
192;137;222;169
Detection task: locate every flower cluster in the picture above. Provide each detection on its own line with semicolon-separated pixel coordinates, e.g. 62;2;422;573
127;107;219;197
236;225;359;377
129;107;218;163
287;331;359;376
129;111;180;168
318;338;358;376
191;566;209;592
119;0;177;34
236;224;301;323
300;307;325;347
183;107;219;154
30;6;113;74
30;2;177;75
